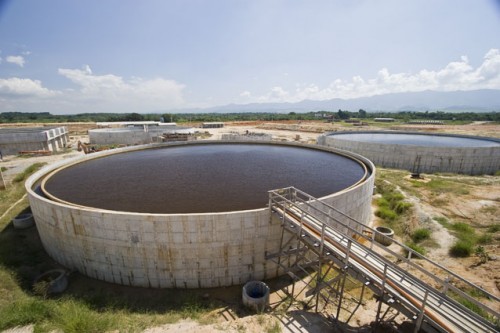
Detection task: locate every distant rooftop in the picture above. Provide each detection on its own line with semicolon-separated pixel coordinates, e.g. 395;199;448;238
0;126;62;134
96;121;176;127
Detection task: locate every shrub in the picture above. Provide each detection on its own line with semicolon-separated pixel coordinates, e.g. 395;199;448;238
385;192;405;203
451;222;474;234
375;207;397;221
411;228;431;243
394;201;412;214
376;197;390;208
450;240;474;257
475;246;489;264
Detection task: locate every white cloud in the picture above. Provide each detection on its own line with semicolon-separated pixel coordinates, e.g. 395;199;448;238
257;86;290;102
0;77;58;97
239;90;251;98
247;48;500;103
57;65;186;111
6;55;26;67
0;66;185;113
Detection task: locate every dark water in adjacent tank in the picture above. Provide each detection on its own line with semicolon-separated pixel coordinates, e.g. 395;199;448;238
43;144;366;213
330;133;499;147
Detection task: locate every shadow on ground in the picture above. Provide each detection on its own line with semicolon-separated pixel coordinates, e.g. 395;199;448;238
0;216;417;332
0;217;287;317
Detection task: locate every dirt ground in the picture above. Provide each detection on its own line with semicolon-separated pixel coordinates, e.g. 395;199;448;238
1;120;498;333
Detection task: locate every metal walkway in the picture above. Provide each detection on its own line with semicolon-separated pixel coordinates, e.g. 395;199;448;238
267;187;499;333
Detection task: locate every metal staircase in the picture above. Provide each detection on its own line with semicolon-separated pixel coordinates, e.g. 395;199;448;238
266;187;499;333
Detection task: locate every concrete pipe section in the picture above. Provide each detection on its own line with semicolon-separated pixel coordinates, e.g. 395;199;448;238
242;281;270;312
26;141;375;288
318;131;500;175
374;226;394;246
33;269;68;294
12;213;35;229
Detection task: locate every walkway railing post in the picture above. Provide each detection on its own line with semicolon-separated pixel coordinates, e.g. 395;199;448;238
415;290;429;333
376;264;389;324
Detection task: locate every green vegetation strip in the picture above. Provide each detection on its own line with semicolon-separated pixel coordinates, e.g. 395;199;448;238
374;180;413;235
433;217;496;258
1;110;499;123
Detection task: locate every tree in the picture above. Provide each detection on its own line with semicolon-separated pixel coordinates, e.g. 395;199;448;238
358;109;367;118
124;113;144;121
337;109;350;120
161;113;176;122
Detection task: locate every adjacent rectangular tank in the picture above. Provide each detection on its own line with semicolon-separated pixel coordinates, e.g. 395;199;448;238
0;126;69;155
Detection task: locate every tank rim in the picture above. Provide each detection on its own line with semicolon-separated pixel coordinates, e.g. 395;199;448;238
323;130;500;147
27;140;375;216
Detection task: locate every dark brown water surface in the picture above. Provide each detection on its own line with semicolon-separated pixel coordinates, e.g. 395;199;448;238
43;144;366;213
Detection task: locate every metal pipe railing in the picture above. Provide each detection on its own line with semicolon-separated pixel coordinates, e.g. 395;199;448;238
269;187;499;327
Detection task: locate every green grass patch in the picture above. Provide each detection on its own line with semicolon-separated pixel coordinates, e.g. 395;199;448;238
374;180;413;235
410;178;470;195
394;201;412;214
487;224;500;233
12;162;46;183
433;217;483;258
404;242;426;257
374;205;397;221
450;240;474;257
51;299;118;333
451;222;474;234
433;216;450;227
458;298;487;318
411;228;431;243
0;298;55;331
477;234;493;245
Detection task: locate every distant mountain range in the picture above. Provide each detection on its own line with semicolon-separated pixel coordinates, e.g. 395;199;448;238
180;89;500;113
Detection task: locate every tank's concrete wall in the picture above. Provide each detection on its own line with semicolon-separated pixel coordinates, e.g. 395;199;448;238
89;127;194;145
0;127;68;155
318;131;500;175
26;141;375;288
221;133;272;141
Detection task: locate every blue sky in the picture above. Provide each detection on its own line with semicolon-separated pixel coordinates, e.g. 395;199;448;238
0;0;499;114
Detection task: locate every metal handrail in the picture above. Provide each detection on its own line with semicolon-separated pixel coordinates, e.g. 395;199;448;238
269;187;500;325
271;197;455;332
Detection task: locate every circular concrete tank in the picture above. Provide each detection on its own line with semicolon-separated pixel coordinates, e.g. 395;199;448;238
26;141;375;288
318;131;500;175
